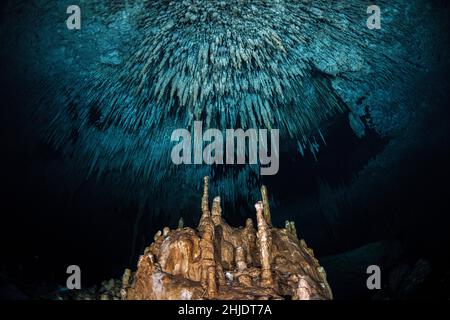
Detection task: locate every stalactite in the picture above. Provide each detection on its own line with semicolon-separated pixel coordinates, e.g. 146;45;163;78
8;0;416;211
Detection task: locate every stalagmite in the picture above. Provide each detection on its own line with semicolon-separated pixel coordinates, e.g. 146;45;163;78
178;217;184;229
242;218;256;266
199;176;211;233
120;268;132;299
153;230;162;242
235;246;247;272
285;220;298;238
260;185;272;226
255;201;274;288
202;176;209;216
291;221;297;237
211;196;222;226
199;215;217;298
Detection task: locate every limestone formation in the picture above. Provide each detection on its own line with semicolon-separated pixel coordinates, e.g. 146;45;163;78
255;201;274;289
123;177;333;300
261;185;272;226
8;0;422;211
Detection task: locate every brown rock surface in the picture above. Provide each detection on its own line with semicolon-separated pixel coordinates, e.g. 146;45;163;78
124;177;333;300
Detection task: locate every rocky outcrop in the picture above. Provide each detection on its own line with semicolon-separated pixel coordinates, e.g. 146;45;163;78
122;177;333;300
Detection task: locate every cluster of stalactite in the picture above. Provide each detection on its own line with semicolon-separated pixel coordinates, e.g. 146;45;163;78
6;0;415;206
119;177;333;300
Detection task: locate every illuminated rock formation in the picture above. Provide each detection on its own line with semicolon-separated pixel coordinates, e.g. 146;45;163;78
123;177;333;300
2;0;426;211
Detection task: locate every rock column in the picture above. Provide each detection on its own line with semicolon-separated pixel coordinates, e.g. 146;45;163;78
255;201;273;287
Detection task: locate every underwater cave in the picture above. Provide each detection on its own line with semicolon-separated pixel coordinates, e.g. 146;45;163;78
0;0;450;302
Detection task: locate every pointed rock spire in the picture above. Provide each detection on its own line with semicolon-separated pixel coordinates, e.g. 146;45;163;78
255;201;274;288
260;185;271;226
211;196;222;226
199;176;211;231
202;176;210;216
